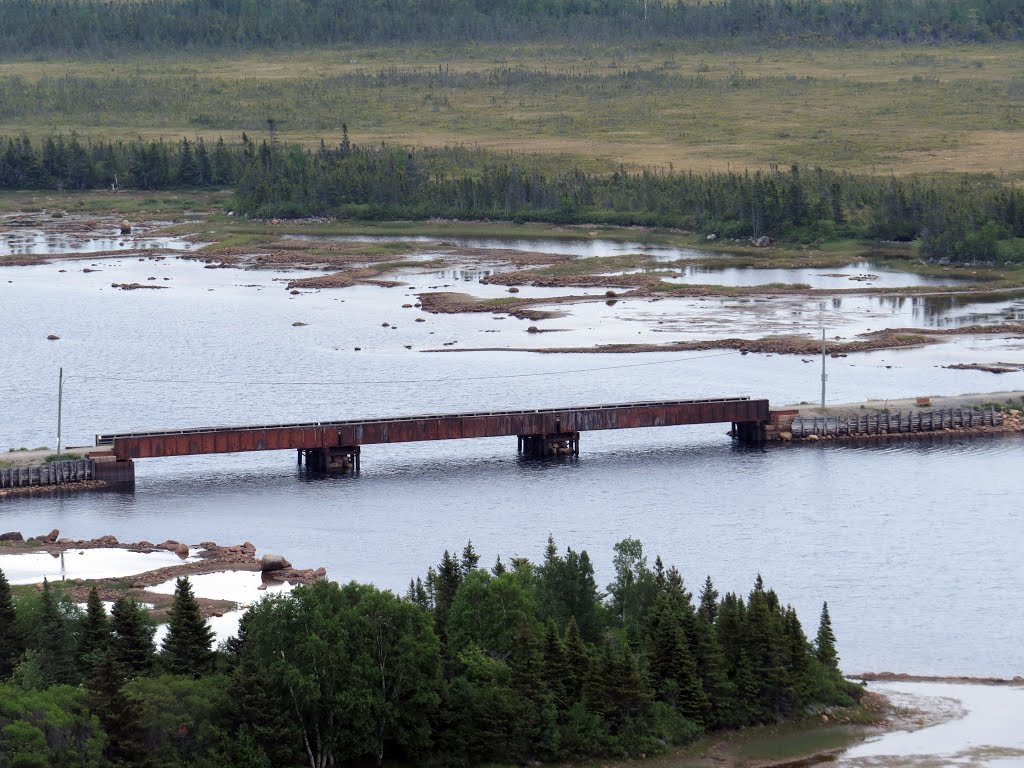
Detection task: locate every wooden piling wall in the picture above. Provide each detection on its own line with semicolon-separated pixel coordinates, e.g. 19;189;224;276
0;459;93;489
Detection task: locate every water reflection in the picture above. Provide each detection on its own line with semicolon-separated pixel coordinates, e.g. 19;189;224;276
0;229;196;256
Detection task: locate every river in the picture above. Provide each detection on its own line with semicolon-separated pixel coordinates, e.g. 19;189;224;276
1;234;1022;681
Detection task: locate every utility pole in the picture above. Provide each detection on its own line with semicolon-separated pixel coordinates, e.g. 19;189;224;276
820;330;827;410
57;367;63;459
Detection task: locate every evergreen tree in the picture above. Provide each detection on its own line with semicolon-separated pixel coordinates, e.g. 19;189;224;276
433;549;463;644
647;592;708;725
37;578;73;685
460;540;481;576
88;652;151;767
161;577;215;676
110;596;155;676
563;616;589;705
815;601;839;670
540;620;570;709
697;575;719;625
691;611;734;728
77;586;111;675
0;567;20;679
195;137;212;185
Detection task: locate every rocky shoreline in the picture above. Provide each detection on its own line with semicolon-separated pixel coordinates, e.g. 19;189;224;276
855;671;1024;686
0;479;111;499
0;529;327;620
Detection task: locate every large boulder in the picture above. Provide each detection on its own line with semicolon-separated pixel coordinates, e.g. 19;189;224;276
174;542;190;558
43;529;59;543
260;554;291;572
0;531;24;542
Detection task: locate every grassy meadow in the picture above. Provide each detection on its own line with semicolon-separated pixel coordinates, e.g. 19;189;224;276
1;41;1022;176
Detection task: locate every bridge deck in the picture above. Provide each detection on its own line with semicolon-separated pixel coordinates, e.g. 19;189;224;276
98;396;770;460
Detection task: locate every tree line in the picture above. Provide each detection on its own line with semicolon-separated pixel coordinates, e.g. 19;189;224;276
0;537;858;767
0;0;1020;53
2;132;1022;263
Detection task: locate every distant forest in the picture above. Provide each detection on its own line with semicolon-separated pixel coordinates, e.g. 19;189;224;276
3;132;1020;264
0;0;1021;52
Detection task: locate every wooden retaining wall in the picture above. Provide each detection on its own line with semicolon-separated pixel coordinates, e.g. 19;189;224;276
0;459;94;489
791;409;1003;438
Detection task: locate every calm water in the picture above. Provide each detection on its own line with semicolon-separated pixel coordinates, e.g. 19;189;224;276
2;240;1023;678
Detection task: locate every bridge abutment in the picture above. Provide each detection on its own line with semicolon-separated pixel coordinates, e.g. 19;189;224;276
90;455;136;483
733;420;766;444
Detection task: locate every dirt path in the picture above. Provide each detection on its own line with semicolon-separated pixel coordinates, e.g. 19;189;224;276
1;446;95;467
792;391;1024;418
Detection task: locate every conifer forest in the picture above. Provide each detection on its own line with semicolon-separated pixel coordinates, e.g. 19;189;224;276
0;539;860;767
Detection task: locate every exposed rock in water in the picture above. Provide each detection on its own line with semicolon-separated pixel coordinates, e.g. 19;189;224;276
0;531;24;542
292;321;308;327
260;553;291;572
46;334;60;340
119;219;132;234
174;542;190;558
111;283;168;291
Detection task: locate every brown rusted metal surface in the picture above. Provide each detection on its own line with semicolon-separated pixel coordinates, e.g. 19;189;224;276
98;397;770;460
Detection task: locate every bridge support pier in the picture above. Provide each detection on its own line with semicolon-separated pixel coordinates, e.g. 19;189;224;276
517;432;579;458
300;446;360;473
733;420;766;444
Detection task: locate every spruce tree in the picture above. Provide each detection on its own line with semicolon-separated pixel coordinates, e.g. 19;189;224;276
78;586;111;675
460;541;481;576
540;620;570;709
692;612;734;728
433;550;463;642
110;596;155;676
37;578;73;685
161;576;215;676
0;567;20;679
563;616;589;705
697;575;719;625
815;601;839;670
782;605;812;712
88;651;151;767
648;593;709;725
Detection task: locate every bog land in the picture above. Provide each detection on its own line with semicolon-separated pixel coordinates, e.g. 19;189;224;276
1;41;1022;176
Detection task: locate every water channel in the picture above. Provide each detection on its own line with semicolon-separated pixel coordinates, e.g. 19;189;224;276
1;235;1022;687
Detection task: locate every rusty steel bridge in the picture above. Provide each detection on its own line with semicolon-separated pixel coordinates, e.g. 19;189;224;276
89;396;771;481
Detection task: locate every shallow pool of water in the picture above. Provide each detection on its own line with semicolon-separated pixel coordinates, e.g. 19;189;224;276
0;226;197;257
838;682;1024;767
281;234;708;261
0;548;197;585
637;262;958;289
148;569;293;604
